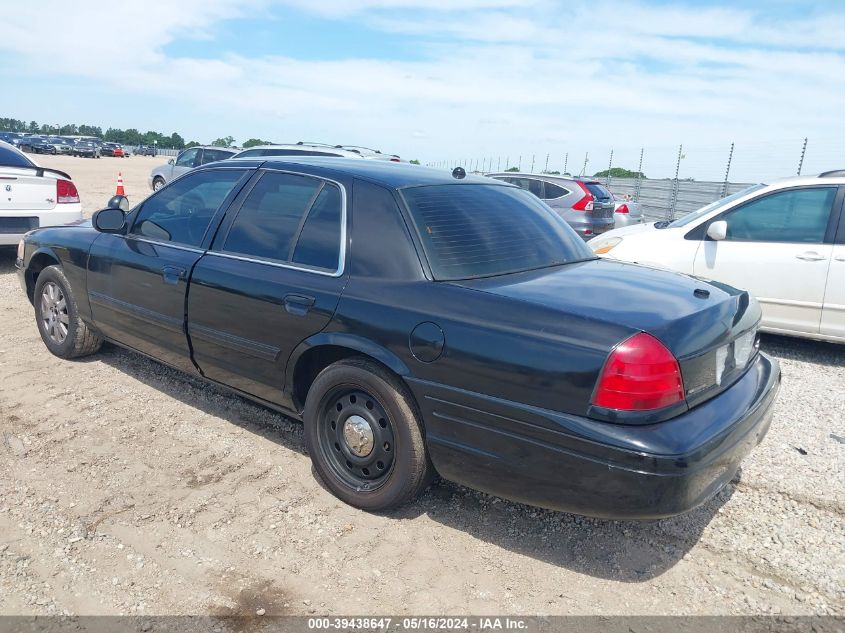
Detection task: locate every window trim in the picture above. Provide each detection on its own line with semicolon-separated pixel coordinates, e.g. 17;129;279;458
696;185;841;245
210;168;348;278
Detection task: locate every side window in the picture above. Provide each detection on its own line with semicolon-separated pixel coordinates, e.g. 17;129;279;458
723;187;836;243
130;169;245;247
201;149;232;164
542;182;569;199
292;184;343;271
175;148;199;167
509;178;543;198
222;172;323;262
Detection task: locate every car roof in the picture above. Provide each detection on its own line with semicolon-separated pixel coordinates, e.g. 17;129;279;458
216;156;499;188
485;171;600;183
230;144;364;159
767;172;845;188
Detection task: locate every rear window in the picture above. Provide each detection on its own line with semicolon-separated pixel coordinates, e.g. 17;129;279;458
402;184;593;280
584;182;611;200
0;145;35;168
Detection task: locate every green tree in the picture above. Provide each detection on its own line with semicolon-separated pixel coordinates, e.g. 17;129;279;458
28;120;39;133
505;166;519;172
169;132;185;149
185;140;200;148
212;136;236;148
409;159;420;165
592;166;646;179
543;170;560;175
242;138;271;148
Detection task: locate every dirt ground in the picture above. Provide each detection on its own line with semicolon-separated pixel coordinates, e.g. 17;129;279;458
0;155;843;616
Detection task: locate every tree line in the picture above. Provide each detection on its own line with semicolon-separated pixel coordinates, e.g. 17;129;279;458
1;117;198;149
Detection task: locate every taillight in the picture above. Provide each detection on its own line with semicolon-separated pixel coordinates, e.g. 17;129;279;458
616;204;629;214
571;181;594;211
592;333;685;411
56;179;80;204
390;157;401;162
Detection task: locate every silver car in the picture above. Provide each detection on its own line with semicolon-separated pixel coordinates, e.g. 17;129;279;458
486;172;615;239
610;192;645;227
230;142;405;162
148;146;238;191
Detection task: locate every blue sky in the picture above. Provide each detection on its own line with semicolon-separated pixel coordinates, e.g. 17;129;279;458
2;0;844;179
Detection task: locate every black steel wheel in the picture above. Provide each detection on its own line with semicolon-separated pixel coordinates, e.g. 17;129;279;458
317;387;396;490
304;357;434;511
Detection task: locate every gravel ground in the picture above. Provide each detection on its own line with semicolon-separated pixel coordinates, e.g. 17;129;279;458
0;158;843;616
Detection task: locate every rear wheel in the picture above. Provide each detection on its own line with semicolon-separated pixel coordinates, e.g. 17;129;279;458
304;358;433;511
34;266;103;359
152;177;165;191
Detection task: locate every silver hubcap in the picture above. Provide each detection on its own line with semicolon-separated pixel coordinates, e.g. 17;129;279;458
342;415;374;457
154;180;163;191
40;282;69;344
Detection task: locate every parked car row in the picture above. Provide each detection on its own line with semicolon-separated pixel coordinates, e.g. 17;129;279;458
147;142;407;190
0;132;128;158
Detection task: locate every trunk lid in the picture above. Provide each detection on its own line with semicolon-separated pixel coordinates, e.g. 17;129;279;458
453;259;761;408
0;168;57;212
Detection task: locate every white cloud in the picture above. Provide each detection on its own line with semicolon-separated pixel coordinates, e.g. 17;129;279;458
1;0;844;179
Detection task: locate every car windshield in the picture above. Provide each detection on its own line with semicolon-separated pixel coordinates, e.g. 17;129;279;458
0;145;35;168
401;184;595;281
668;184;767;228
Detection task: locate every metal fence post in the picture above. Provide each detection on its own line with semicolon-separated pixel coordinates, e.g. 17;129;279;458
563;153;568;175
634;147;644;202
669;144;683;220
530;154;535;172
505;156;509;170
722;142;735;197
497;157;501;171
606;149;614;188
797;137;808;175
518;155;522;171
581;152;589;177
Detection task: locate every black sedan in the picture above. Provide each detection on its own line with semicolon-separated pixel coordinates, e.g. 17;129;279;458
72;141;101;158
15;159;780;518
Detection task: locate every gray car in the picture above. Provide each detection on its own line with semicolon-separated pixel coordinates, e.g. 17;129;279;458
148;146;238;190
610;192;645;227
486;173;615;239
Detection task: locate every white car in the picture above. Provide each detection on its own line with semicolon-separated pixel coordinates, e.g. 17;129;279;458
0;140;83;246
588;171;845;343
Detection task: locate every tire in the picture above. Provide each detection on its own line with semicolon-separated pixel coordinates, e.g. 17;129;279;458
304;357;433;511
152;177;165;191
33;265;103;359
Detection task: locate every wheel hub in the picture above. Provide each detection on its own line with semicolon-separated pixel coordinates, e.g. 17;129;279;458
342;415;374;457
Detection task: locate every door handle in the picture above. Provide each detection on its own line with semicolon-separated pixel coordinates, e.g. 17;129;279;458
795;252;826;262
284;294;316;316
162;265;186;285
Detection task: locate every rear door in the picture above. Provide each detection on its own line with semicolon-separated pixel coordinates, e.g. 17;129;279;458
820;187;845;339
187;169;348;408
172;147;200;180
693;186;839;335
86;167;249;372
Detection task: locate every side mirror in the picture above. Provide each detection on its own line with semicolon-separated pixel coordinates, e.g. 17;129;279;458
707;220;727;241
93;207;127;234
168;158;175;165
107;195;129;212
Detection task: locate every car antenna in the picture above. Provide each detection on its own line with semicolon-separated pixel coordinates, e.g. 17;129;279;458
452;166;466;179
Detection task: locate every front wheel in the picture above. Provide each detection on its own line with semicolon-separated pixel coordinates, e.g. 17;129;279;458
152;177;165;191
33;266;103;359
304;358;434;511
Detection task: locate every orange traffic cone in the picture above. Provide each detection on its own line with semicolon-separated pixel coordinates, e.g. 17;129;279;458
115;172;126;197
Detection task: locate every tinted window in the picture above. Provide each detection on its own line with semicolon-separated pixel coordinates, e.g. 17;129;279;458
0;145;35;167
402;184;593;280
723;187;835;243
223;172;322;262
508;177;543;198
175;148;199;167
543;182;569;199
131;169;245;247
201;149;235;164
292;184;343;271
584;183;611;200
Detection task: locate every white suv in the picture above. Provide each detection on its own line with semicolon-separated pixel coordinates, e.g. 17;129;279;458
230;142;404;162
0;140;82;246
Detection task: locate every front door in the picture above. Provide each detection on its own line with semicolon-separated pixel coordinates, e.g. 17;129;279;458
187;169;348;408
693;186;838;335
171;147;201;181
821;197;845;340
87;168;248;372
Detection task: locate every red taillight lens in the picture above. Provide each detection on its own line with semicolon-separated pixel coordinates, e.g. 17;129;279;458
571;181;594;211
56;179;80;204
592;333;685;411
616;203;629;214
390;157;401;162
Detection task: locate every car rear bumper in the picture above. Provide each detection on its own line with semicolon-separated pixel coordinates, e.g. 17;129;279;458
407;353;780;519
0;207;84;245
613;213;644;228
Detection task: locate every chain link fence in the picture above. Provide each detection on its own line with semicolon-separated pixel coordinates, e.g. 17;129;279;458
427;137;843;221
